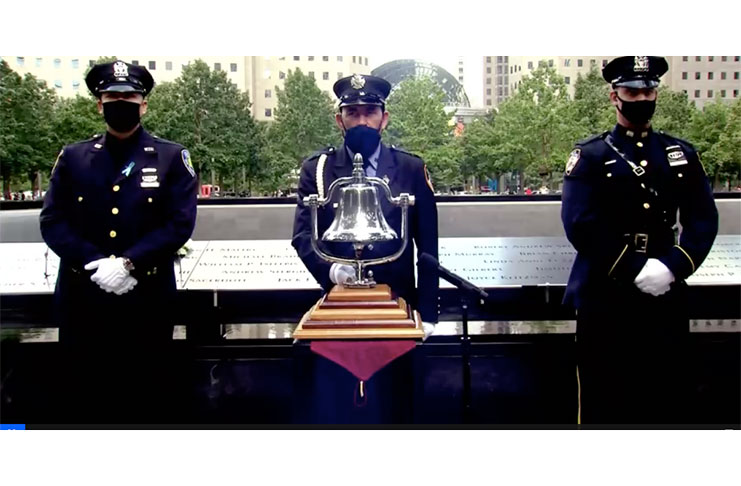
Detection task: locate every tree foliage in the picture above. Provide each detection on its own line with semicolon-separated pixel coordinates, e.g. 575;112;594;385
0;60;57;197
572;65;614;136
145;60;262;192
265;68;341;191
52;95;104;146
652;86;695;139
485;64;582;191
386;77;461;190
2;57;739;198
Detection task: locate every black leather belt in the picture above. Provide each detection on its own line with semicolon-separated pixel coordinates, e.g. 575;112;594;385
624;231;674;255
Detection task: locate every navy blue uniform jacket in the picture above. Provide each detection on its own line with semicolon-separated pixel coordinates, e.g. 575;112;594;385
40;128;198;331
561;125;718;309
292;143;439;322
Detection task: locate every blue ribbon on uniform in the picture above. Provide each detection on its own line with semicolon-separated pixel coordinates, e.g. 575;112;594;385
121;161;135;177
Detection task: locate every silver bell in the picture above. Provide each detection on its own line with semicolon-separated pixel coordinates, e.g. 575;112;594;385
322;183;397;245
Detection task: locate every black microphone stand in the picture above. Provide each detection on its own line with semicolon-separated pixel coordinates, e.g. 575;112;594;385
460;291;472;424
421;253;488;424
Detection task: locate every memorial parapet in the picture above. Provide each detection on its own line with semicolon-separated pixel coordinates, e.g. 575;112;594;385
3;236;739;293
2;236;739;325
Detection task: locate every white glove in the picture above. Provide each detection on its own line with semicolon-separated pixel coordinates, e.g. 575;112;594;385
113;275;138;295
329;263;356;285
422;321;436;341
634;258;675;296
84;257;130;293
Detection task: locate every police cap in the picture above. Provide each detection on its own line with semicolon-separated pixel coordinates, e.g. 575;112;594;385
333;74;391;108
602;56;669;89
85;60;155;98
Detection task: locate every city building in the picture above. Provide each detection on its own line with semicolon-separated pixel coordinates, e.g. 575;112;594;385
483;55;741;110
482;56;509;108
666;55;741;109
246;56;370;121
2;55;371;121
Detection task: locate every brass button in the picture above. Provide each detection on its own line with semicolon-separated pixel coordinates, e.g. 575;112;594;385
111;207;119;215
109;254;116;259
678;173;684;178
109;230;117;238
640;160;648;167
113;185;120;192
643;203;650;209
606;173;612;177
636;142;644;148
148;197;153;203
77;196;83;202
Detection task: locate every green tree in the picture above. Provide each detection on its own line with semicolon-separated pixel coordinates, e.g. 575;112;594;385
0;60;22;197
259;121;300;194
0;60;57;198
688;97;729;187
652;86;696;138
491;64;582;191
572;65;614;136
145;60;262;193
703;98;741;188
385;76;461;191
266;68;340;191
52;95;104;146
459;115;503;192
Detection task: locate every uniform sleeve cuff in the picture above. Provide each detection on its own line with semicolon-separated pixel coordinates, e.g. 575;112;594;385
659;246;695;281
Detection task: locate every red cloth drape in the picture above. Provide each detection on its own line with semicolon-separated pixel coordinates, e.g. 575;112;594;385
310;340;416;381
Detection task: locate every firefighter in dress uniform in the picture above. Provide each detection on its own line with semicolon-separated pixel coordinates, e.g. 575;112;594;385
292;73;439;326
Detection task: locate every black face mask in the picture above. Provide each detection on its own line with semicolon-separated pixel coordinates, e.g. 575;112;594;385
616;95;656;126
344;124;382;160
103;100;142;133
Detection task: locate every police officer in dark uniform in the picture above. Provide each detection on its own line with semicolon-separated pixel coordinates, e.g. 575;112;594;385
561;56;719;425
292;73;439;325
40;60;198;423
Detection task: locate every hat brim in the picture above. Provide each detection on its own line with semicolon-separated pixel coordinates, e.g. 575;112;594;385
614;79;660;89
339;99;385;108
99;84;146;94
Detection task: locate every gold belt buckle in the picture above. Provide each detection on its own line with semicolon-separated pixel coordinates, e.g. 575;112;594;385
634;233;648;253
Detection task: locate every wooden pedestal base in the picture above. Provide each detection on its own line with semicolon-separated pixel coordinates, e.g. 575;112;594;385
293;284;424;340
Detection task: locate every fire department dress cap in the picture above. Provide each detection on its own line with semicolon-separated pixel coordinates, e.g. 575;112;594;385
85;60;155;97
602;56;669;89
333;74;391;108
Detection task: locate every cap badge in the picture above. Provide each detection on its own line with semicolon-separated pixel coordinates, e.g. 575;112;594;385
113;61;129;79
351;74;366;90
633;56;649;72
